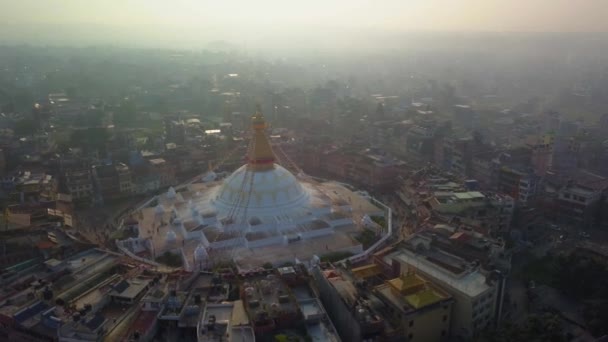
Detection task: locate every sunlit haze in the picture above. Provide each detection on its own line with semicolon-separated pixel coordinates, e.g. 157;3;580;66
2;0;608;49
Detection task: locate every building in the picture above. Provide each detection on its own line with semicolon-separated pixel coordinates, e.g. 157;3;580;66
384;233;507;339
471;153;499;191
320;148;405;192
165;118;186;145
543;170;608;227
374;272;453;341
92;164;121;202
109;278;152;305
64;168;94;202
241;274;301;334
497;165;538;207
132;164;160;195
443;137;473;179
311;265;388;342
197;300;255;342
115;163;134;196
149;158;176;188
58;313;107;342
525;134;554;176
453;105;476;131
426;191;514;235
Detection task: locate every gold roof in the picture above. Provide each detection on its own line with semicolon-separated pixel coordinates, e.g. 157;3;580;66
388;273;426;295
404;288;444;309
351;264;381;279
248;105;276;171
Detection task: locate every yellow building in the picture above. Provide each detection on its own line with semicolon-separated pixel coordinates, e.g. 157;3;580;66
374;272;453;342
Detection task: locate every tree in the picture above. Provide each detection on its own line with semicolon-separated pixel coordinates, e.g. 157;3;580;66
113;98;137;126
14;118;38;136
69;127;109;152
477;313;566;342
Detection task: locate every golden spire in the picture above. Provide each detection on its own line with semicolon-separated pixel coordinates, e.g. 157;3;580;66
247;105;276;171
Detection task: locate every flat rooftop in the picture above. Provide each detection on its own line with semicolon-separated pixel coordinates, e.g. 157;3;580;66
306;320;341;342
386;249;491;298
111;278;152;300
242;275;298;319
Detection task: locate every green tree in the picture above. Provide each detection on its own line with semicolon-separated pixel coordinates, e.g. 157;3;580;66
70;127;109;152
477;313;566;342
14;118;38;136
113;98;137;126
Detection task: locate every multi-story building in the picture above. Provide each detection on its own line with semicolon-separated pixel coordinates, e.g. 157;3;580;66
406;124;436;164
446;137;474;179
373;272;454;341
92;164;120;202
92;163;134;202
382;228;508;339
164;118;186;145
471;153;499;191
453;104;476;131
65;168;94;202
149;158;176;188
319;149;404;192
551;120;581;174
543;170;608;227
132;165;160;195
497;165;538;207
115;163;133;196
426;191;514;235
313;260;455;342
525;134;554;176
311;265;391;342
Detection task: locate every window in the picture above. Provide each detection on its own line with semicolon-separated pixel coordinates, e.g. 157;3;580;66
409;320;414;327
443;315;448;322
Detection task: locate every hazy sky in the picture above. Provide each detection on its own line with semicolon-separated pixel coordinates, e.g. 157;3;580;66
1;0;607;47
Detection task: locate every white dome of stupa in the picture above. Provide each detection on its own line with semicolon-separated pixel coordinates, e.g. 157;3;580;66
214;164;310;216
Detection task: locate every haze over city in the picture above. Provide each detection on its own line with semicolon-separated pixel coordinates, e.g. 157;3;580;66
2;2;608;342
2;0;608;50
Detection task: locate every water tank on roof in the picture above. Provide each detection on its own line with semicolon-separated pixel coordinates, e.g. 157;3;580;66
166;230;177;243
202;171;217;183
167;187;176;198
194;244;208;262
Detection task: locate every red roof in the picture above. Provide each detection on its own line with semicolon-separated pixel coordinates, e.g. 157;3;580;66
37;241;56;249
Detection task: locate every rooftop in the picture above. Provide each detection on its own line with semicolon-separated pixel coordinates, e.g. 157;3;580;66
377;272;451;311
110;278;151;300
386;248;491;298
123;309;158;341
242;274;299;322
